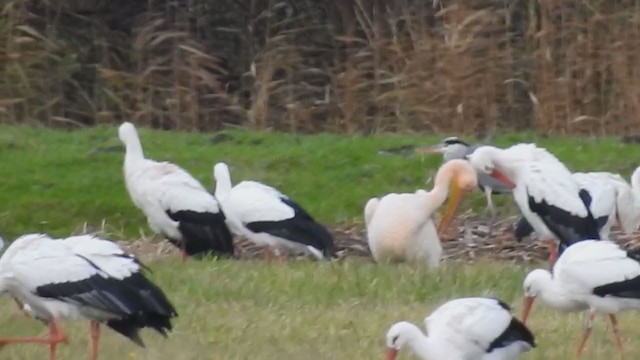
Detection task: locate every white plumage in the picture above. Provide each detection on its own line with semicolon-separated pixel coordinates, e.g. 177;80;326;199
118;122;234;260
385;297;535;360
365;160;477;266
577;170;640;235
522;240;640;356
0;233;177;360
467;144;601;262
213;162;336;260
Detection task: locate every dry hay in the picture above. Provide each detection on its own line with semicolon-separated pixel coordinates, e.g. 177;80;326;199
109;215;640;265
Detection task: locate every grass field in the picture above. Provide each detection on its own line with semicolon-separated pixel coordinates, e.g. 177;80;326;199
1;125;640;359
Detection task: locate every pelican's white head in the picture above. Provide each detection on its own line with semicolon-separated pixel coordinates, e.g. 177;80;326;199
385;321;424;360
521;269;552;324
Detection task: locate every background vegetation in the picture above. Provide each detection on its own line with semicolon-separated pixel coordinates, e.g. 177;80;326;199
0;0;638;134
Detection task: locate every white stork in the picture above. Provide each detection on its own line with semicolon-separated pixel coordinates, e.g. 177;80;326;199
364;159;477;266
462;144;601;264
578;170;640;235
385;297;535;360
521;240;640;357
515;172;617;241
213;162;336;260
0;233;177;360
118;122;234;261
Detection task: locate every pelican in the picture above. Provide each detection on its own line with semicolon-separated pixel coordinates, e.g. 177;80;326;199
364;159;477;266
385;297;535;360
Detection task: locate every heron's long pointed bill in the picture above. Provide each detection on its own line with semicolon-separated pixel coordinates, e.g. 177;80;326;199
415;144;445;155
490;169;516;188
438;182;464;236
385;348;399;360
521;296;535;324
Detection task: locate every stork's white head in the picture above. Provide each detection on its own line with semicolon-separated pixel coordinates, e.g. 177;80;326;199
118;122;139;145
213;162;230;181
213;162;233;198
467;146;516;188
385;321;424;360
521;269;552;324
631;166;640;190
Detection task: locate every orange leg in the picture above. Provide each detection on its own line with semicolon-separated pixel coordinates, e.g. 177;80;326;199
543;238;559;268
180;241;188;263
576;311;596;357
0;318;68;360
261;246;274;262
90;321;100;360
609;314;625;358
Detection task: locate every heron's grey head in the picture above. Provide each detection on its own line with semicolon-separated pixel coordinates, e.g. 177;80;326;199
416;136;470;162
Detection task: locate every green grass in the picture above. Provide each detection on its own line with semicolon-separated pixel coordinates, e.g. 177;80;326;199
1;259;637;359
0;125;638;240
1;126;640;359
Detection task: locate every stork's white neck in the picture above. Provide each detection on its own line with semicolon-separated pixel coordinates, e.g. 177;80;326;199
214;163;233;199
123;132;144;163
536;275;584;312
405;334;462;360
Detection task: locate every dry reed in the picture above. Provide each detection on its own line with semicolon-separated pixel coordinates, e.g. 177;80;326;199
0;0;638;135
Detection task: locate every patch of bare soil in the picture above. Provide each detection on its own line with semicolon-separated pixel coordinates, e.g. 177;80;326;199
115;216;640;264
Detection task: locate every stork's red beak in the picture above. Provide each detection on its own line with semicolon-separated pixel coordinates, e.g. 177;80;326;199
385;348;399;360
490;169;516;188
521;296;536;324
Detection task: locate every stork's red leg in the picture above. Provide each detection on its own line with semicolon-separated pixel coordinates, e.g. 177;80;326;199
575;312;596;357
609;314;625;357
261;246;274;262
89;321;100;360
180;240;188;263
0;318;68;360
544;238;559;268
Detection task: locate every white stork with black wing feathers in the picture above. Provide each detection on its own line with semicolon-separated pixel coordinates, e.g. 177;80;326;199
118;122;234;261
522;240;640;357
461;144;601;264
213;162;336;260
0;233;177;360
385;297;535;360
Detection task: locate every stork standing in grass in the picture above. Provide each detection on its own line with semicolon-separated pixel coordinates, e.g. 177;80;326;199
118;122;234;261
385;297;535;360
521;240;640;357
364;159;477;266
213;162;336;260
516;169;640;241
455;144;601;265
515;172;617;242
0;233;177;360
416;137;515;233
